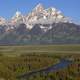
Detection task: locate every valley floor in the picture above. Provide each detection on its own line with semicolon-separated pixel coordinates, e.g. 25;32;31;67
0;45;80;80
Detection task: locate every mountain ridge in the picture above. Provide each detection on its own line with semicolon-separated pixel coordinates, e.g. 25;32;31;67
0;3;80;45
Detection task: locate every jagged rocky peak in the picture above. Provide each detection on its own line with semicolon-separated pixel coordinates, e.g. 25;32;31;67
33;3;44;12
0;3;71;28
45;7;63;18
25;4;70;30
27;4;69;24
0;17;6;25
12;11;22;19
45;7;69;23
11;10;25;25
46;7;57;13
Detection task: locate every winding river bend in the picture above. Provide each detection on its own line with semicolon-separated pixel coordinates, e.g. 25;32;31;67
17;59;72;79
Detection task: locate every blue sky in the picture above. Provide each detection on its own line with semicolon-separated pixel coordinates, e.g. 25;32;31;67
0;0;80;22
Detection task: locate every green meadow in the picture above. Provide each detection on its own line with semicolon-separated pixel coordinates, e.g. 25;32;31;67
0;45;80;80
0;45;80;55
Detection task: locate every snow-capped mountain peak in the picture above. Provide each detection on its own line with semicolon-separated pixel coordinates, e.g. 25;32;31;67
15;11;21;17
23;4;70;30
0;17;6;25
33;3;44;12
0;3;72;31
11;11;25;25
12;11;22;19
46;7;57;13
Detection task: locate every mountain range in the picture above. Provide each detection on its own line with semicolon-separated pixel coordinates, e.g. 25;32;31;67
0;3;80;45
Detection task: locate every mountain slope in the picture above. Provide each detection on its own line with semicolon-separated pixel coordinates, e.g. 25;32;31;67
0;4;80;44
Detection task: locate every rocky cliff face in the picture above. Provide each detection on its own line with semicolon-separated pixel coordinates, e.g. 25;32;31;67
0;4;80;45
